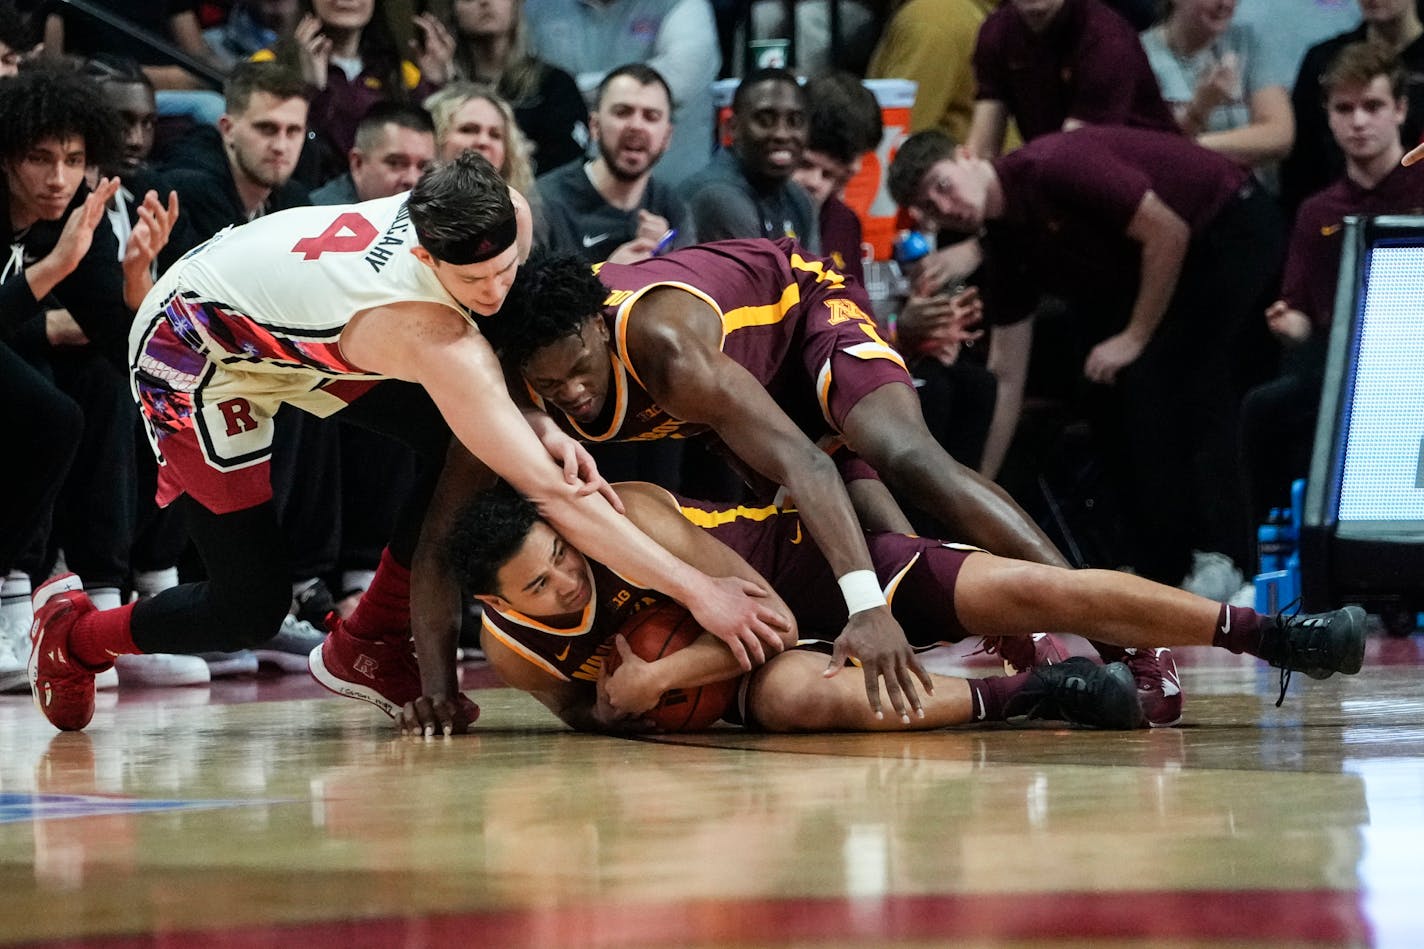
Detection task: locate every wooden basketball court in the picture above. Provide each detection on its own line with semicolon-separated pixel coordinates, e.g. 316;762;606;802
2;639;1422;947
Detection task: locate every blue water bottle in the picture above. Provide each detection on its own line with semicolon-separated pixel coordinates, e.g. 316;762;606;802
893;229;932;267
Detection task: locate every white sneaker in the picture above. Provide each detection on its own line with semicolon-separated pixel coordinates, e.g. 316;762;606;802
113;653;212;687
253;614;326;673
1180;550;1245;603
0;595;32;693
200;650;260;678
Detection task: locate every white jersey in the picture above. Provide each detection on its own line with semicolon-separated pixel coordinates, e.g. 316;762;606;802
129;192;467;392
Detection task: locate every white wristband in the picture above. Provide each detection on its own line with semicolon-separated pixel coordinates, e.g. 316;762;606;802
838;570;887;616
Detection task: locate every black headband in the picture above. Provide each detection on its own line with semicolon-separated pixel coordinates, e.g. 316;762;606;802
432;212;519;265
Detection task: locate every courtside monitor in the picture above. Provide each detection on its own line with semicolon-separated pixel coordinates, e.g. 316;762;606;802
1301;215;1424;611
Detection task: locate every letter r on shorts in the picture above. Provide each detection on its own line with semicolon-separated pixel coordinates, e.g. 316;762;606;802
217;398;258;437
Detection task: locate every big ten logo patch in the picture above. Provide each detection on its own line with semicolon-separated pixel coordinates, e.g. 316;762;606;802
824;298;874;327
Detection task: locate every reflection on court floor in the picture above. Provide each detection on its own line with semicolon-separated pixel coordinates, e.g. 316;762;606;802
1;640;1421;947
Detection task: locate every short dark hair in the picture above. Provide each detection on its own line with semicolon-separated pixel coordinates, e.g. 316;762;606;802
1322;41;1406;102
224;59;308;115
354;101;435;151
887;129;957;207
0;63;122;168
447;482;542;595
81;54;154;91
804;71;882;165
407;150;517;262
478;252;606;367
0;0;35;52
595;62;674;112
732;66;803;114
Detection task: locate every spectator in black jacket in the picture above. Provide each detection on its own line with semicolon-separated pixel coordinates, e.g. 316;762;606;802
0;65;175;686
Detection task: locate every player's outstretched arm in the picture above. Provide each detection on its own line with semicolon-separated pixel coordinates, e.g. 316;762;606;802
400;443;498;737
344;304;789;670
628;290;932;721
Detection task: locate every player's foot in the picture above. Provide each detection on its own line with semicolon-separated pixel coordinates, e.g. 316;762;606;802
1005;657;1144;730
980;632;1071;674
1;592;33;692
308;613;421;718
114;653;212;687
28;574;105;732
253;614;326;673
1260;605;1367;679
293;579;337;632
1122;647;1183;727
200;650;261;678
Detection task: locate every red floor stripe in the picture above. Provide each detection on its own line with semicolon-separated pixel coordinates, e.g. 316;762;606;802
16;888;1370;947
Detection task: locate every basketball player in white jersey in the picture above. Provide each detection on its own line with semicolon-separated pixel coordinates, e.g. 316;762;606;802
27;152;790;732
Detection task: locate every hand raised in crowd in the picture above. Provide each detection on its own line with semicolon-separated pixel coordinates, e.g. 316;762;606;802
1185;52;1240;129
123;190;181;311
1404;142;1424;166
607;210;673;264
1264;299;1311;345
410;13;457;86
50;176;121;276
293;15;333;90
911;243;982;298
824;607;932;723
897;285;984;365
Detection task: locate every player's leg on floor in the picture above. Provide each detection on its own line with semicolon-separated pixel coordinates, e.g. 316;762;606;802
744;649;1142;731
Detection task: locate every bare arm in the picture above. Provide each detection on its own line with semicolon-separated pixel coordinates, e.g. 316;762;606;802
981;318;1033;481
629;289;933;719
966;100;1009;158
1197;85;1294;165
343;304;789;666
1083;191;1190;385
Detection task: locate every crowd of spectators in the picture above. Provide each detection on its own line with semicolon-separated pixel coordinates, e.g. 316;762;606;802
2;0;1418;690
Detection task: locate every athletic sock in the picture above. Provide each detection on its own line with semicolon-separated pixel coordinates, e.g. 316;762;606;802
85;587;122;612
1212;604;1268;656
345;548;410;642
69;602;139;669
965;672;1033;723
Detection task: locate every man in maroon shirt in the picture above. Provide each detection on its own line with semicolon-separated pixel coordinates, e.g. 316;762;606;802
966;0;1177;158
889;125;1283;592
1244;43;1424;527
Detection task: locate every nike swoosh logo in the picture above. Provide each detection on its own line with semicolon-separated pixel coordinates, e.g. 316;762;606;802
1321;223;1342;236
790;522;802;545
555;643;572;661
582;232;611;248
1219;610;1231;636
973;688;985;721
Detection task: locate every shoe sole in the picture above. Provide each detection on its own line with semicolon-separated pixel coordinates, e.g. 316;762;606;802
308;643;399;719
253;649;315;674
1337;605;1368;675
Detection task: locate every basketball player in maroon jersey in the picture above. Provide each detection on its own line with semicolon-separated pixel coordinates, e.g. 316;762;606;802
407;481;1364;735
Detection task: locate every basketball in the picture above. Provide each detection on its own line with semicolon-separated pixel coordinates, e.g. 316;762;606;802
604;601;740;732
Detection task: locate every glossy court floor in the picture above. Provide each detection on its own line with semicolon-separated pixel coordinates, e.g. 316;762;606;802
3;637;1424;948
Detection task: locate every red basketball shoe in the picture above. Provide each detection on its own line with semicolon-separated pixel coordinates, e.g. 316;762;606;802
982;632;1072;675
308;614;422;718
1123;647;1183;727
28;574;107;732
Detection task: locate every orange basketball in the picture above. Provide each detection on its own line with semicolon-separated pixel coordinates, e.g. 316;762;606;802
605;601;740;732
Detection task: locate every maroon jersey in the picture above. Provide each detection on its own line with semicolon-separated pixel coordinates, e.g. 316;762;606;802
481;559;664;683
1284;165;1424;334
973;0;1176;142
480;495;981;681
984;126;1250;324
529;238;908;449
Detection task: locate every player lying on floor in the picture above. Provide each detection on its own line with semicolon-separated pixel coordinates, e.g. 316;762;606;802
406;481;1367;736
